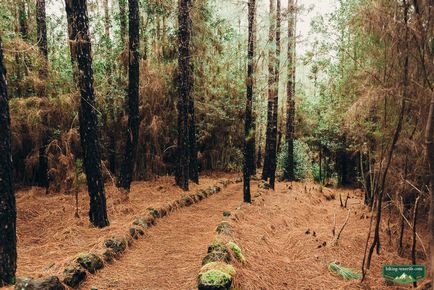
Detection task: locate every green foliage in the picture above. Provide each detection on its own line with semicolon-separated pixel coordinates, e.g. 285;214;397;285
277;140;312;180
227;241;245;263
328;262;362;280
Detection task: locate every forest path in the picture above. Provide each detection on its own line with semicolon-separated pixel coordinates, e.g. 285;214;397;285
80;181;251;290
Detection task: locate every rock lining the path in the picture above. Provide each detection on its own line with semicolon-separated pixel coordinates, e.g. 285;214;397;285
16;177;241;290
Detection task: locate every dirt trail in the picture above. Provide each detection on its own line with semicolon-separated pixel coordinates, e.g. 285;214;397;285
80;182;251;290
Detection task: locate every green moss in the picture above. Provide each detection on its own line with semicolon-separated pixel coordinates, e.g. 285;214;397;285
216;221;231;235
202;241;231;265
199;270;232;290
227;242;245;263
200;262;236;277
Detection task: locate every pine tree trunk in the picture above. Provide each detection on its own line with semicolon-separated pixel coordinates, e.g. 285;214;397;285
249;1;258;176
268;0;281;189
262;0;276;182
0;38;17;287
65;0;78;82
176;0;191;191
36;0;48;79
119;0;127;47
36;0;49;191
244;0;256;203
284;0;295;181
118;0;140;191
67;0;109;228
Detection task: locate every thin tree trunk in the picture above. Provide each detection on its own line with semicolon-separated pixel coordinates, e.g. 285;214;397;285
36;0;49;192
367;0;408;268
244;0;256;203
0;37;16;287
262;0;276;183
285;0;295;181
268;0;281;189
187;2;199;184
176;0;191;191
65;0;78;82
119;0;127;47
66;0;109;228
249;1;258;176
36;0;48;80
118;0;140;191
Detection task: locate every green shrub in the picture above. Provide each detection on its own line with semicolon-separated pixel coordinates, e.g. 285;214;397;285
277;140;312;180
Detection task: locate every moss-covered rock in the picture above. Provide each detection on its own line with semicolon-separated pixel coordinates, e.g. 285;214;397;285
63;264;86;288
227;242;245;263
15;276;65;290
198;260;236;290
129;226;145;239
76;253;104;274
216;221;231;236
258;181;271;190
222;211;231;217
132;216;155;228
104;237;127;254
147;207;160;218
182;195;194;206
202;241;231;265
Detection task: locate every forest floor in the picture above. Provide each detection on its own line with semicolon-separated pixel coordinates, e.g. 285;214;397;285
2;174;430;289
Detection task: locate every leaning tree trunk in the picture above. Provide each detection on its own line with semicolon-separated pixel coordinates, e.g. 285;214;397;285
268;0;281;189
66;0;109;228
244;0;256;203
176;0;191;191
0;37;17;287
366;0;409;269
118;0;140;191
424;1;434;285
284;0;295;181
262;0;276;182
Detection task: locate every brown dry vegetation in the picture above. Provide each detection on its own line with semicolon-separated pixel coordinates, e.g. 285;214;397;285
10;173;235;282
232;182;429;290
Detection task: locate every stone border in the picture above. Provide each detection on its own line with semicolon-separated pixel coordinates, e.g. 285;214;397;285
197;180;268;290
15;177;242;290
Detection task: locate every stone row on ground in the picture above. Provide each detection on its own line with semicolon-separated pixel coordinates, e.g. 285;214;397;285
196;180;269;290
14;177;243;290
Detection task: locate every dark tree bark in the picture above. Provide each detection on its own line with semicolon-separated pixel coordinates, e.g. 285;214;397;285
66;0;109;228
268;0;281;189
118;0;140;191
36;0;48;79
36;0;50;192
262;0;276;182
119;0;127;47
176;0;192;191
249;1;258;176
18;0;29;40
284;0;295;181
0;38;17;287
65;0;78;82
244;0;256;203
366;0;409;269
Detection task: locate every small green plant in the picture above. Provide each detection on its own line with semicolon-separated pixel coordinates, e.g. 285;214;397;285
328;262;362;280
227;241;245;263
277;140;312;180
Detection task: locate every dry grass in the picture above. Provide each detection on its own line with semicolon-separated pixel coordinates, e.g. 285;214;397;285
12;173;236;282
231;182;430;290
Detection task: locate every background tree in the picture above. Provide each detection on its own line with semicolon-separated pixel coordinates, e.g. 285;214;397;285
0;37;16;287
66;0;109;228
284;0;295;181
176;0;192;191
118;0;140;192
244;0;256;203
262;0;276;183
